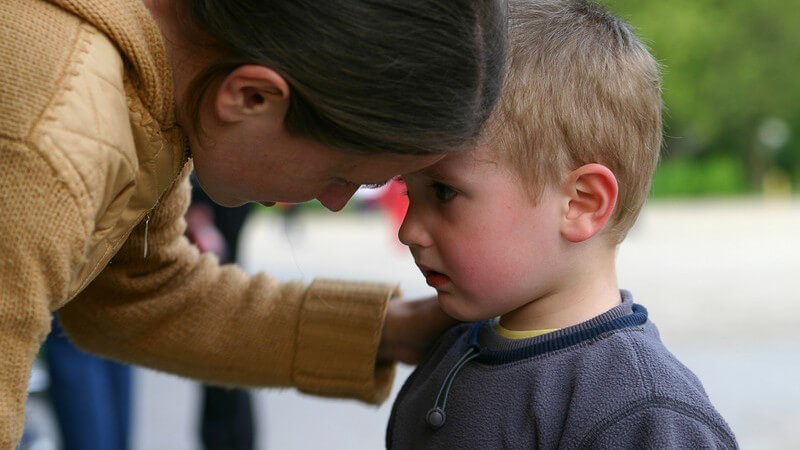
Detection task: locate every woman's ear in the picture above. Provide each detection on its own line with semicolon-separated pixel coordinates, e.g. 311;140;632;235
213;65;290;124
560;163;618;243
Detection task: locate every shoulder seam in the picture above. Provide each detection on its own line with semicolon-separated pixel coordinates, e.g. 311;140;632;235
578;396;736;449
27;23;96;141
11;138;93;237
620;328;654;393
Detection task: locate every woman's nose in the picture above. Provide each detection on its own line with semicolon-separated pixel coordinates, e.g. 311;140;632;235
317;182;359;212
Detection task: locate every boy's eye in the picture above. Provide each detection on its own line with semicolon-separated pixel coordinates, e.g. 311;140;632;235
431;182;457;202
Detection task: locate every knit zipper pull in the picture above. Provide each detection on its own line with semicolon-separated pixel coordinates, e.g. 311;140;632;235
143;214;150;258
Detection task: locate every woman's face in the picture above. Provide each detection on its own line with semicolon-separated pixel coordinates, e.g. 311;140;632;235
185;65;442;210
190;125;442;210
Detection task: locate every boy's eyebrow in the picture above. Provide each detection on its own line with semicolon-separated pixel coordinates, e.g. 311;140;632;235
419;165;448;180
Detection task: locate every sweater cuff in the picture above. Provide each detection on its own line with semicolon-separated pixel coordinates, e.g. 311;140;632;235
293;279;398;404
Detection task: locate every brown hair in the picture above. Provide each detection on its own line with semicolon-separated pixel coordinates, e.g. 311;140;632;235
485;0;662;241
177;0;508;156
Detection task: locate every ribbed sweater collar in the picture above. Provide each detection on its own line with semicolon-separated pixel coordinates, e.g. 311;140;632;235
48;0;174;129
471;290;648;365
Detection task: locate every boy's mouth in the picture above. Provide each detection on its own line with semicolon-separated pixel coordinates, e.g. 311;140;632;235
418;264;451;288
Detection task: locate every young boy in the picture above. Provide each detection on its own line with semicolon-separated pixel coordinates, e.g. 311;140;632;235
387;0;737;448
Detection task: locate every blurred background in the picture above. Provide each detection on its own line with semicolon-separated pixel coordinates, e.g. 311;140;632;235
615;0;800;199
23;1;798;449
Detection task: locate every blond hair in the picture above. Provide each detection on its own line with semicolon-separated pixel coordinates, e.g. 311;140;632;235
485;0;662;241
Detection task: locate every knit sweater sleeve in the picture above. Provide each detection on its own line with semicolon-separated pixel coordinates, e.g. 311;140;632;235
579;398;738;449
0;139;93;447
59;170;396;404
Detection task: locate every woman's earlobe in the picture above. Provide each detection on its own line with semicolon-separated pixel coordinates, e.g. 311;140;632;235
560;164;618;243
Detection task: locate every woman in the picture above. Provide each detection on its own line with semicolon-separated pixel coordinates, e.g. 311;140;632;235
0;0;507;446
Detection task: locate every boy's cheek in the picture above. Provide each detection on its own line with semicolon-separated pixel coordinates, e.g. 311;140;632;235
455;258;517;296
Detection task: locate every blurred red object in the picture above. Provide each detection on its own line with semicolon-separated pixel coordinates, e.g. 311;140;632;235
185;203;228;260
376;179;409;231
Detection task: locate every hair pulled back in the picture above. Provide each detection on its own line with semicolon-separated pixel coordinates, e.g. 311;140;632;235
180;0;508;155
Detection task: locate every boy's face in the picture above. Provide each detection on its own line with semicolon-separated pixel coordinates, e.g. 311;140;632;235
399;146;567;322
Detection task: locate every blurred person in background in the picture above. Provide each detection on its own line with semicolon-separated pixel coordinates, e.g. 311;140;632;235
43;318;133;450
0;0;507;447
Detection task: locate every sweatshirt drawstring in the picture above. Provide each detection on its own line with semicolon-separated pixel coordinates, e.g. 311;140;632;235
425;345;480;429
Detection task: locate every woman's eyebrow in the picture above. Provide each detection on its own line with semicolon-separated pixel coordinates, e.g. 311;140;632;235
361;180;391;189
336;177;391;188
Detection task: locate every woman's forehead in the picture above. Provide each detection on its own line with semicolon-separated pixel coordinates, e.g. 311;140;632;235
340;151;443;183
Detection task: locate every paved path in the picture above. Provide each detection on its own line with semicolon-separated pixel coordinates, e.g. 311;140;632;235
129;198;800;449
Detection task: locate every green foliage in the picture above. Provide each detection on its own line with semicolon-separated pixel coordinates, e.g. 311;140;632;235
650;155;747;197
603;0;800;194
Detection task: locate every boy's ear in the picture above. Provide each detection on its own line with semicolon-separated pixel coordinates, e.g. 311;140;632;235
560;163;618;243
213;65;290;125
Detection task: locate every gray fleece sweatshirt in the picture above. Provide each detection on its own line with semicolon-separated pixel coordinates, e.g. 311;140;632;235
387;291;737;449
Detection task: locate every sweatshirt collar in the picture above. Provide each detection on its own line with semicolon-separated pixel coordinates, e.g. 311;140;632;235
423;290;647;430
472;290;647;365
48;0;174;129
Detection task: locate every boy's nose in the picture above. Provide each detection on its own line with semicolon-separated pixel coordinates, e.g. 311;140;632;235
317;183;359;212
398;208;431;248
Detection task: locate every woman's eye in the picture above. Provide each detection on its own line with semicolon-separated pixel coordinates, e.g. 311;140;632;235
432;182;457;202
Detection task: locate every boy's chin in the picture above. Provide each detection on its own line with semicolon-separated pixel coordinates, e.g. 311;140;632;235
437;293;489;322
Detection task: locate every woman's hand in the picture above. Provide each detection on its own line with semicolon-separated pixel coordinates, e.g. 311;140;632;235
378;296;457;365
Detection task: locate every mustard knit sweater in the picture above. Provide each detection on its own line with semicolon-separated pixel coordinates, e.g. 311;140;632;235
0;0;395;447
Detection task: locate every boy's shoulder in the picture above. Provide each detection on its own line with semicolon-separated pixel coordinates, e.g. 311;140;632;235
556;322;737;448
